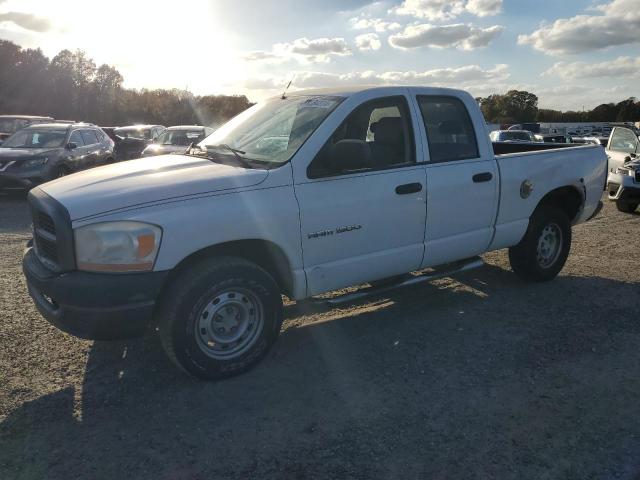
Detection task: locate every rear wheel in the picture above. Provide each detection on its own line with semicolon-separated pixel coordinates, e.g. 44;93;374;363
508;205;571;282
616;199;639;213
158;256;283;380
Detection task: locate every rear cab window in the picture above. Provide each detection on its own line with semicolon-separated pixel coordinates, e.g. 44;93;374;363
417;96;479;163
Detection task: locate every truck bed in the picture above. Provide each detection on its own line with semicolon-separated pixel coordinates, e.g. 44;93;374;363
493;141;578;155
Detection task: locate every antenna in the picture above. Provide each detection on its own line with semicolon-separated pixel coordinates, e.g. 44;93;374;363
281;75;295;99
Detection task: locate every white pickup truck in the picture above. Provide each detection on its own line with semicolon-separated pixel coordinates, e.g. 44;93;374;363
23;86;606;379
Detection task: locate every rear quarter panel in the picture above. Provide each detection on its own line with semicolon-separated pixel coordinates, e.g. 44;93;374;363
490;145;606;250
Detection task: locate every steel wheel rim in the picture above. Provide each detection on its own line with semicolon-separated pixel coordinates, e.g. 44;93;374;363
195;288;264;360
536;222;562;268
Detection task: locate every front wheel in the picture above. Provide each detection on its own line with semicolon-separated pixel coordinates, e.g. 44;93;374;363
616;199;639;213
157;257;283;380
508;206;571;282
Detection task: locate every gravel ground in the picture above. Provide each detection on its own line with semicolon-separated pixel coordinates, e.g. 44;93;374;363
1;191;640;480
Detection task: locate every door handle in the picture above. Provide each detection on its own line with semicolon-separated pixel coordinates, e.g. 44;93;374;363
395;182;423;195
472;172;493;183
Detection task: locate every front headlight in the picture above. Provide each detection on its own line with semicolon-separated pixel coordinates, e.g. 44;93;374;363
74;221;162;273
22;157;48;168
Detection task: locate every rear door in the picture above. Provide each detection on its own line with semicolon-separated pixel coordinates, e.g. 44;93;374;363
79;129;102;167
67;130;88;170
607;127;639;173
412;92;499;266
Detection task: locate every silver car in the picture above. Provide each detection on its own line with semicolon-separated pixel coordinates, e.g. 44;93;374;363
140;126;215;157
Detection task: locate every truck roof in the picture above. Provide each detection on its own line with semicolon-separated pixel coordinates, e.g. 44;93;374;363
279;85;468;99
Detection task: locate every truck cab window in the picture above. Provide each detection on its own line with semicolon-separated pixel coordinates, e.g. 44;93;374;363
609;128;639;154
417;96;479;163
308;96;414;178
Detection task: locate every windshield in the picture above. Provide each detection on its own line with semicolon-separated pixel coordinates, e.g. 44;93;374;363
200;95;343;164
503;131;532;141
115;128;151;140
1;129;67;148
158;129;204;146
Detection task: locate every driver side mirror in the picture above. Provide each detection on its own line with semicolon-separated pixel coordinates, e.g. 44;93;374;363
66;142;77;150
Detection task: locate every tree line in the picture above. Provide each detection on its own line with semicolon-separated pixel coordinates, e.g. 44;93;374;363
477;90;640;125
2;39;639;127
0;39;252;127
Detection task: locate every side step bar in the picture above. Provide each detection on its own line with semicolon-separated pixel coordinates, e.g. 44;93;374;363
314;256;485;307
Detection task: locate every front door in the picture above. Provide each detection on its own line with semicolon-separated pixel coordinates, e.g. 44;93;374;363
413;93;499;267
607;127;639;173
295;95;427;296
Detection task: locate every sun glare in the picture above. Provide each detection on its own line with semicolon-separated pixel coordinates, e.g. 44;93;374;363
5;0;243;94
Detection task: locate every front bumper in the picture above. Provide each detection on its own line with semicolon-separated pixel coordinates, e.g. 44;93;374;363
23;247;168;340
607;172;640;202
0;170;45;189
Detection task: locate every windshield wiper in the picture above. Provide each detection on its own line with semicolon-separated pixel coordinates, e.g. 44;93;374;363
206;144;254;169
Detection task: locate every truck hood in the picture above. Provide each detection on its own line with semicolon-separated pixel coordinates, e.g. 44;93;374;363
39;154;269;220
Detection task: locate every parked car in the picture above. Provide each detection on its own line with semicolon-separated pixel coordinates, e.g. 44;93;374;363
606;126;640;213
113;124;165;160
140;125;214;157
582;135;609;147
0;122;114;189
22;86;606;380
0;115;54;143
489;130;536;142
534;134;572;144
100;127;119;143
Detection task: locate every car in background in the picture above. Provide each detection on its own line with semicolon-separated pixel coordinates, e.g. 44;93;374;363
490;130;536;143
582;136;610;147
605;126;640;213
0;115;54;143
0;123;114;190
113;124;166;160
100;127;119;143
534;134;572;144
140;125;214;157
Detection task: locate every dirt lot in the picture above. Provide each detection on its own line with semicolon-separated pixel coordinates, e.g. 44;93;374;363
1;192;640;480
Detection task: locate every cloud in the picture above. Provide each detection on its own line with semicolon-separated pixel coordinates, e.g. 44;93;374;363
242;51;283;63
349;17;402;32
0;11;51;32
465;0;503;17
355;33;382;51
543;56;640;80
518;0;640;55
246;64;509;90
243;37;352;64
389;23;504;50
391;0;502;20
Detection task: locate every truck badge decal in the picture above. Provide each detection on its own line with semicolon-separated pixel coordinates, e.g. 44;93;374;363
308;225;362;239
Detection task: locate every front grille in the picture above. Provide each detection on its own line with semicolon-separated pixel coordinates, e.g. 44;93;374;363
28;188;75;272
35;235;58;263
37;212;56;235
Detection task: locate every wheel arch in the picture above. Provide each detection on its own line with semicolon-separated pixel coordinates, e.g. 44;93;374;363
165;239;295;297
535;185;584;223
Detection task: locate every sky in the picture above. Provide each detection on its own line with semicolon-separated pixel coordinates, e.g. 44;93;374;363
0;0;638;110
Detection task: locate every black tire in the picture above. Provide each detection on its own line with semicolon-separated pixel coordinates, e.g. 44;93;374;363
508;205;571;282
157;256;283;380
616;200;639;213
